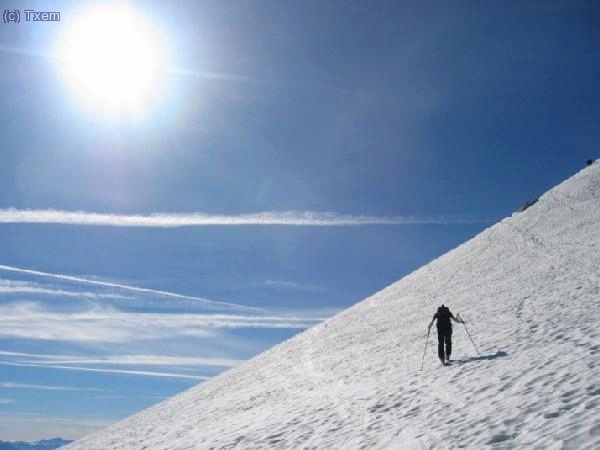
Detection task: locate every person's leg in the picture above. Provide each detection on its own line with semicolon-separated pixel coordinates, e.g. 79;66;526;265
445;327;453;361
437;328;445;361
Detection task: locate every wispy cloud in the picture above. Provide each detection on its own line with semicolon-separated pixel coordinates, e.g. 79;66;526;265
0;350;215;382
0;350;242;368
0;361;209;380
92;395;168;400
0;264;264;312
0;302;210;342
30;355;242;367
0;381;108;392
0;302;324;343
264;280;304;289
0;208;491;227
0;398;15;404
0;278;242;312
0;279;134;300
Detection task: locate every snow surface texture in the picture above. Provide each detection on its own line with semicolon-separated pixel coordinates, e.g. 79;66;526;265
64;164;600;449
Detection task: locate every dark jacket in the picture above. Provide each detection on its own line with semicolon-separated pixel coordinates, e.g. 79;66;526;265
432;306;455;329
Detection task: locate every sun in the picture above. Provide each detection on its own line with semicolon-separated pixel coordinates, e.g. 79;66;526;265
58;5;164;115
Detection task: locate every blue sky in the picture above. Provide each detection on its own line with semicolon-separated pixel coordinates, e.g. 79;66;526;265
1;0;599;441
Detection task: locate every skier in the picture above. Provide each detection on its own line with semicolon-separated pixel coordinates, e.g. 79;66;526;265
428;304;464;365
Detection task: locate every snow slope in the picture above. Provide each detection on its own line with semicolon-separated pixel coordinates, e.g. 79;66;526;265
64;164;600;449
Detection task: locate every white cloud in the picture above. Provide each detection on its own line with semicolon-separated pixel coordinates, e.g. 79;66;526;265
0;302;211;342
0;381;108;392
0;278;244;312
1;349;220;382
0;302;323;343
0;350;42;357
31;354;242;367
92;395;168;400
0;350;242;368
0;398;15;404
0;361;209;380
0;208;491;227
0;278;134;300
0;264;264;312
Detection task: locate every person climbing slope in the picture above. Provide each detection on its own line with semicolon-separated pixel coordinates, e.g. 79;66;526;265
428;304;464;365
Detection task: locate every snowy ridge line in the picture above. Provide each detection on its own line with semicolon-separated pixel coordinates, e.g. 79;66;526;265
63;163;600;450
0;208;493;227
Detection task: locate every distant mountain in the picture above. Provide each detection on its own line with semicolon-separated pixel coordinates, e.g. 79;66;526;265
0;438;73;450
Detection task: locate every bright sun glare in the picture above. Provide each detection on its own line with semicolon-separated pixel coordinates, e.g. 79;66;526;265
58;5;164;115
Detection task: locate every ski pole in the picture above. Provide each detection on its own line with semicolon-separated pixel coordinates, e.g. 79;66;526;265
419;327;431;371
458;314;480;355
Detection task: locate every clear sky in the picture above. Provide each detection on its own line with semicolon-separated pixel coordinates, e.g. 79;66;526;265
0;0;598;441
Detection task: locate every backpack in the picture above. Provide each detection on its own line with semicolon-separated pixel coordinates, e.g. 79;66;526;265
436;305;452;327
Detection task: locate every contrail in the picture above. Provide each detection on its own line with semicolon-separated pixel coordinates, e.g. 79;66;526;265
0;350;242;368
0;209;492;227
0;382;108;392
0;264;264;313
0;361;207;380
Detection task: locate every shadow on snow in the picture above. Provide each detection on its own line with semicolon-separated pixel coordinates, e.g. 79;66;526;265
454;351;508;365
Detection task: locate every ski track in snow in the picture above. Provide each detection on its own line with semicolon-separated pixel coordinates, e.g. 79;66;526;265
63;164;600;449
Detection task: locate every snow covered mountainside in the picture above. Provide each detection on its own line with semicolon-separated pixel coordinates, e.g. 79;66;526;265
64;164;600;449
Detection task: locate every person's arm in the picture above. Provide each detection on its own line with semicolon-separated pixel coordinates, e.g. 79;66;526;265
452;313;465;324
428;313;438;330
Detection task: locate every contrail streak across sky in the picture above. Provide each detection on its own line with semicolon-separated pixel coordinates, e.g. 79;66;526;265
0;209;492;227
0;264;264;313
